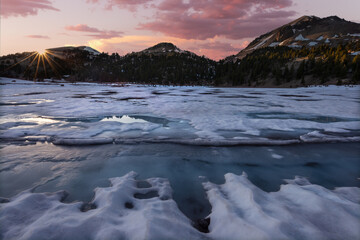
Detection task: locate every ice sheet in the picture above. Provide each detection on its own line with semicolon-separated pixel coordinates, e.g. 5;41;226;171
0;78;359;146
1;78;359;239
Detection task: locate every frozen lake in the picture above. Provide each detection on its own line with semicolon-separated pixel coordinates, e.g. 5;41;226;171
0;78;359;240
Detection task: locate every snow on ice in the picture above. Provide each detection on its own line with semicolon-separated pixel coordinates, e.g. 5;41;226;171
0;78;359;146
1;172;359;240
204;173;360;240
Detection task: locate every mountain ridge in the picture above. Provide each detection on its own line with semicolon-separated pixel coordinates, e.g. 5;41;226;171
47;46;100;55
1;15;359;87
2;15;359;62
228;15;360;61
140;42;183;54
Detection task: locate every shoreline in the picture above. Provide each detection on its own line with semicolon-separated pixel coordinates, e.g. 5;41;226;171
2;76;359;89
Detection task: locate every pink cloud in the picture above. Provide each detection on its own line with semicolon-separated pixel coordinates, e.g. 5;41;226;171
85;0;296;40
86;0;153;11
187;41;243;60
137;0;296;40
65;24;123;39
66;24;100;33
195;49;230;61
1;0;59;18
196;41;240;52
83;0;297;59
26;34;50;39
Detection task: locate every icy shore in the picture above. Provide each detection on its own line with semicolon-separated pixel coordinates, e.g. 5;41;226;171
1;172;359;240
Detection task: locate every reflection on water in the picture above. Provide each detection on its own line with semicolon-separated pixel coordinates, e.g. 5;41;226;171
0;115;61;125
21;117;60;125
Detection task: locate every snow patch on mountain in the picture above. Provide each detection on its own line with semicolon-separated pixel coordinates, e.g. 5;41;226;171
84;47;100;55
268;42;280;47
348;33;360;37
295;34;309;41
252;34;274;50
308;42;318;47
288;43;302;48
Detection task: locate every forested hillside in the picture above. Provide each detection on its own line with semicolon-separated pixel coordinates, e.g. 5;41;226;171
216;42;360;86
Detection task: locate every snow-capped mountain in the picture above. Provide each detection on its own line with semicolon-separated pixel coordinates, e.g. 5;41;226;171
140;42;185;54
47;46;100;55
128;42;198;57
232;15;360;60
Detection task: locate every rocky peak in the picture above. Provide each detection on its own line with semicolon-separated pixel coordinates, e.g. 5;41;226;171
230;15;360;61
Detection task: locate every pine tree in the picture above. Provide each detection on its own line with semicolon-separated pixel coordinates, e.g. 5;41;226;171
301;75;305;86
296;61;305;79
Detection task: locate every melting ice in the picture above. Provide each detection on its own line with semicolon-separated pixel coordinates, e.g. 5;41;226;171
0;77;359;239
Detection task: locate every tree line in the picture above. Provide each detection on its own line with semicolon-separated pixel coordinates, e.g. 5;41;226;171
1;41;359;86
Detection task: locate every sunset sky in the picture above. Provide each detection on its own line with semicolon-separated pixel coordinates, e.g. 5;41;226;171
1;0;360;60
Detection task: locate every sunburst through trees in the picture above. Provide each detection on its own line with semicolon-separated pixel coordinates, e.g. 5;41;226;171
2;49;66;80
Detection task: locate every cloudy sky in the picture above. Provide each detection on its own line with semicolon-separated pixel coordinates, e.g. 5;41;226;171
1;0;359;60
